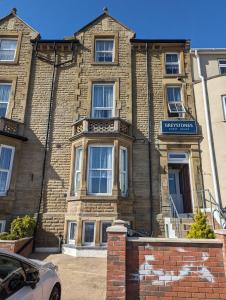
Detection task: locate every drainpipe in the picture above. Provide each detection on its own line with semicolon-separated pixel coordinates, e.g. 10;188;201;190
195;49;221;207
146;42;153;236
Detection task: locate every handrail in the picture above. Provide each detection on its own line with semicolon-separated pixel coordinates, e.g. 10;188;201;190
169;195;182;238
197;189;226;229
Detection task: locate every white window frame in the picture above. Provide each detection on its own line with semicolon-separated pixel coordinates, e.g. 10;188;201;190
82;221;95;246
222;96;226;121
0;145;15;196
87;145;114;196
0;38;17;62
167;86;186;115
91;83;115;119
95;39;114;62
0;220;6;232
165;53;180;75
100;221;112;245
74;147;83;194
67;221;76;244
168;152;189;164
218;59;226;75
119;146;128;197
0;82;12;118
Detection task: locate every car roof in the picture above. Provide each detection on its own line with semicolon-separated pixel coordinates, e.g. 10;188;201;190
0;249;37;268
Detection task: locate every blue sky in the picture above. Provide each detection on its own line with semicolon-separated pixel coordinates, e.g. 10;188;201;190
0;0;225;47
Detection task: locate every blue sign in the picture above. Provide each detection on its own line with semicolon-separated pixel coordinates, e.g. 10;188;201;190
161;120;197;135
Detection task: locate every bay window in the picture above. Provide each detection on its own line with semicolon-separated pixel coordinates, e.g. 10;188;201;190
88;145;113;195
0;220;6;232
0;145;14;196
67;221;76;244
0;83;11;118
92;83;114;118
101;221;112;244
167;86;185;117
165;53;180;75
0;39;17;61
83;221;95;245
95;39;114;62
74;147;82;193
120;147;128;196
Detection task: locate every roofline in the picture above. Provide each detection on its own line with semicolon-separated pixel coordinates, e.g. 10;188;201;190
191;48;226;54
130;38;189;44
74;11;135;36
30;39;80;44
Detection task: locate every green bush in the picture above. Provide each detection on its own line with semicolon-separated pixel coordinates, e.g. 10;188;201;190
187;211;215;239
10;215;36;239
0;232;18;240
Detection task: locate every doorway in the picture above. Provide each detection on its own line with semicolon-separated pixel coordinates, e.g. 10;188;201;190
168;152;193;216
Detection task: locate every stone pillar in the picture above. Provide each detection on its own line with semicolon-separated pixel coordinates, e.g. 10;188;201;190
106;220;127;300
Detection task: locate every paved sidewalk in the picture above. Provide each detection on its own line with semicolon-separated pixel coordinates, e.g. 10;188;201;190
30;253;106;300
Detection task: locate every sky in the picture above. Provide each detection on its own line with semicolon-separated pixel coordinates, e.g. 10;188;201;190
0;0;225;48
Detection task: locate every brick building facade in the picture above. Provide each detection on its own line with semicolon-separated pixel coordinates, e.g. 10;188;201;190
0;9;203;253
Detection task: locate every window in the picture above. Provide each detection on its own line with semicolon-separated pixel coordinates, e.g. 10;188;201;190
83;222;95;245
0;39;17;61
92;83;114;118
67;221;76;244
88;146;113;195
120;147;128;196
0;83;11;118
167;86;185;116
0;145;15;196
168;152;188;164
222;96;226;120
95;39;114;62
165;53;180;75
74;147;82;194
101;222;112;244
219;59;226;74
0;220;6;232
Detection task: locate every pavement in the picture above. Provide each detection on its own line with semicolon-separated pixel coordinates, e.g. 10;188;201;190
30;253;107;300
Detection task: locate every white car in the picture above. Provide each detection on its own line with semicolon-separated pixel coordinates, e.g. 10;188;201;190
0;250;61;300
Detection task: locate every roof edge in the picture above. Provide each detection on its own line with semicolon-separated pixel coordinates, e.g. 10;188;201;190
131;38;189;44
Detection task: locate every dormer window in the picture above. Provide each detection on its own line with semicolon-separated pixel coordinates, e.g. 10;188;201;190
0;38;17;62
165;53;180;75
95;39;114;62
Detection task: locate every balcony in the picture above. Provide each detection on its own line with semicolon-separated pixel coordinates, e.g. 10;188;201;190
0;118;27;141
71;118;132;140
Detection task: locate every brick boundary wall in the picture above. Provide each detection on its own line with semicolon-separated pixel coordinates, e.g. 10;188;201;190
0;237;33;257
107;221;226;300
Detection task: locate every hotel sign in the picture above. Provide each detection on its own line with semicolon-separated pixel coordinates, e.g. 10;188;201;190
161;120;197;135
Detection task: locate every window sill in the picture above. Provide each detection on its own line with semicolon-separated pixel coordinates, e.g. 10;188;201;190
67;194;119;201
0;60;18;65
163;73;186;78
91;62;119;66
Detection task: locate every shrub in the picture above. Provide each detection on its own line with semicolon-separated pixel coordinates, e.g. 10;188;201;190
0;232;18;240
187;211;215;239
10;215;36;239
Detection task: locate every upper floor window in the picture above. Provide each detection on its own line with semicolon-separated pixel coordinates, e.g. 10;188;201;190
167;86;185;117
88;145;113;195
222;96;226;121
0;145;15;196
92;83;114;118
219;59;226;75
120;147;128;196
95;39;114;62
165;53;180;75
0;83;11;118
0;39;17;62
74;147;83;193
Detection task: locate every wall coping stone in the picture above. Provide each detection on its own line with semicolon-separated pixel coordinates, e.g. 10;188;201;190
127;236;223;244
107;225;127;233
215;229;226;235
0;237;31;244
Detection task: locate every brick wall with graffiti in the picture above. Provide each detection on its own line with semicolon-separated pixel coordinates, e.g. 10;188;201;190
106;222;226;300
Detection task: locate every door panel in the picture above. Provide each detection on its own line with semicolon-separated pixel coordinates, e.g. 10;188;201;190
168;169;184;214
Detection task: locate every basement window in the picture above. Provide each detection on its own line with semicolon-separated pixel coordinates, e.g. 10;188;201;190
0;220;6;232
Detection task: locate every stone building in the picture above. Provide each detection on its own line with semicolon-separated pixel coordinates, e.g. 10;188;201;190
191;49;226;223
0;8;203;253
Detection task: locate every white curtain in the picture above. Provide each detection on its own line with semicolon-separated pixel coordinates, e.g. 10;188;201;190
88;147;112;194
0;147;12;193
0;84;11;117
74;148;82;193
0;40;17;61
167;87;181;102
93;85;113;118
